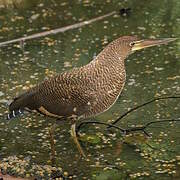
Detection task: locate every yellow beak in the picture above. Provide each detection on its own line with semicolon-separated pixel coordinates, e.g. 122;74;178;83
132;38;177;51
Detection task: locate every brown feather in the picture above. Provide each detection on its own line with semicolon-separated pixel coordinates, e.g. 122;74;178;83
9;36;138;120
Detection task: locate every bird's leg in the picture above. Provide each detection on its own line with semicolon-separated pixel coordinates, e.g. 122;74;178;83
49;123;57;165
70;123;86;157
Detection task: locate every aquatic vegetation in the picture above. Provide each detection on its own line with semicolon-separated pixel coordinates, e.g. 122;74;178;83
0;0;179;179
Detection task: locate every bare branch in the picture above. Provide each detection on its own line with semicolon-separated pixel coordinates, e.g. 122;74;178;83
109;95;180;126
77;118;180;136
0;11;116;47
76;120;126;134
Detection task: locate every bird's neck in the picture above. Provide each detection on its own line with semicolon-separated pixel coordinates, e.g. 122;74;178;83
82;46;127;102
80;46;127;116
88;46;126;76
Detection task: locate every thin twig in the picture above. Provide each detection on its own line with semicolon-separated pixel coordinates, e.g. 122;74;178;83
125;118;179;136
139;118;180;129
0;11;116;47
124;118;180;136
76;121;126;134
77;118;180;136
109;95;180;126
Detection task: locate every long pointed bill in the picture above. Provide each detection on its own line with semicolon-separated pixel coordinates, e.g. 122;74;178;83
132;38;177;51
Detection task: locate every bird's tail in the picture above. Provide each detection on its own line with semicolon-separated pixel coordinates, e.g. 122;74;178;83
7;109;24;120
7;91;37;120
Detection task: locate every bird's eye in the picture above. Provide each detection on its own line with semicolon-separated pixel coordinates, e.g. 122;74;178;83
129;42;135;46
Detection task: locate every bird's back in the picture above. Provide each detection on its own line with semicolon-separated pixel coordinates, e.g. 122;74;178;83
8;37;131;120
9;59;126;119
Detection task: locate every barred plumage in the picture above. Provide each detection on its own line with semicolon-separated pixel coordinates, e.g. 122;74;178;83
7;36;176;156
8;36;137;120
8;36;177;121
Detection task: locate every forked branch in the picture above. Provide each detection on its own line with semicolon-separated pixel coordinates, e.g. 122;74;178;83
109;95;180;126
77;118;180;136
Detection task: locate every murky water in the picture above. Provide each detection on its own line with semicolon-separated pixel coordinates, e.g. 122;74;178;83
0;0;180;179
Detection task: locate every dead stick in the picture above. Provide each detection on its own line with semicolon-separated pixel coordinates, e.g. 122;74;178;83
0;11;116;47
77;118;180;137
109;95;180;126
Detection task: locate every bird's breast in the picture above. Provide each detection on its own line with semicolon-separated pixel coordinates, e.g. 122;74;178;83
84;70;126;118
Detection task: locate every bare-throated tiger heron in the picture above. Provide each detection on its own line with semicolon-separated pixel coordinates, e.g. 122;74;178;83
7;36;176;157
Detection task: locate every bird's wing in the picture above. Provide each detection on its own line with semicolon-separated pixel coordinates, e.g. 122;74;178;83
35;74;97;118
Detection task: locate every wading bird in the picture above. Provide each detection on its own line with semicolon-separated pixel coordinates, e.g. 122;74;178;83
7;36;176;157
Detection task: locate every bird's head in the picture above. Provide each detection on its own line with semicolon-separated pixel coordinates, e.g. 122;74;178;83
112;36;177;59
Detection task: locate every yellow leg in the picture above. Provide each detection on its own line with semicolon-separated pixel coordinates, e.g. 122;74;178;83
71;123;86;157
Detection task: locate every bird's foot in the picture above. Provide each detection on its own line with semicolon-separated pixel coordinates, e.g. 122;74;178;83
71;123;86;158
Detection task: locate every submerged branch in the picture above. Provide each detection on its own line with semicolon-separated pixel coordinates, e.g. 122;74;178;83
77;118;180;136
0;11;116;47
109;95;180;126
76;121;126;134
124;118;180;136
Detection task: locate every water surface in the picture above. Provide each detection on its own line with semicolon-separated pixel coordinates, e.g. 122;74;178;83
0;0;180;179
